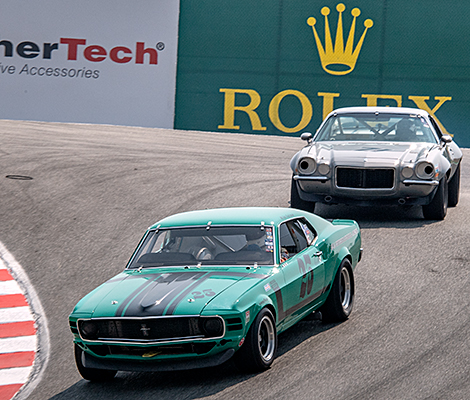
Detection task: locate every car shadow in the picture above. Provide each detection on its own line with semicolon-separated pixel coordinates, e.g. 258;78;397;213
49;319;335;400
312;203;440;229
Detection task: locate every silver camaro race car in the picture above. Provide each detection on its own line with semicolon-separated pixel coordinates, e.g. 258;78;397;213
290;107;462;220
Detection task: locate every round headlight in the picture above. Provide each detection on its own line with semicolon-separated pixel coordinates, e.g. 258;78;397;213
401;166;414;179
415;162;435;179
201;318;224;337
79;320;99;340
297;157;316;174
318;163;330;175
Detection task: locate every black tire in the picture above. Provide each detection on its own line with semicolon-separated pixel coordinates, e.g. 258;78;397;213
422;177;448;220
290;177;315;213
234;308;277;372
448;164;460;207
74;344;117;381
320;259;354;323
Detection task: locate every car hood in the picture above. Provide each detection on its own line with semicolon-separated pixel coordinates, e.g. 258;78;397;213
72;267;268;318
306;141;437;167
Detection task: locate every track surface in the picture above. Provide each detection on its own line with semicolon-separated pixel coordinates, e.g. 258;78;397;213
1;120;469;400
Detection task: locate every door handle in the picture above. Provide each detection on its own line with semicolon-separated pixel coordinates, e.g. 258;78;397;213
313;251;322;257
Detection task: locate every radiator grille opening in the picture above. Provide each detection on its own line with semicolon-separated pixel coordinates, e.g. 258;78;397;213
336;168;394;189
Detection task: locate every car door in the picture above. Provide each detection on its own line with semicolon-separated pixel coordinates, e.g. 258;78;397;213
278;218;325;327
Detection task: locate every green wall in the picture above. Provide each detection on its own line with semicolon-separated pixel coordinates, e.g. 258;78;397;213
175;0;470;147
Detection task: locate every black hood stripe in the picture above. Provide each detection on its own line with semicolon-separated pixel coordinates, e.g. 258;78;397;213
120;272;206;317
114;270;271;318
115;274;162;316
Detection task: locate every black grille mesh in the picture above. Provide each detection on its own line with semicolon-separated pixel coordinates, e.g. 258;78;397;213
336;168;394;189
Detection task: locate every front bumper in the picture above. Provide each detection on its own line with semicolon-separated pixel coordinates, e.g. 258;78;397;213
81;346;235;372
294;175;439;206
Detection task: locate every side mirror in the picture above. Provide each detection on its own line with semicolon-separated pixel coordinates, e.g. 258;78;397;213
440;135;452;144
301;132;313;143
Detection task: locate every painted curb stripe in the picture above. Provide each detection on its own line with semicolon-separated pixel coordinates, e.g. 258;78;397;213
0;241;49;400
0;385;23;399
0;366;33;385
0;307;34;324
0;321;36;339
0;295;28;309
0;281;22;295
0;352;35;369
0;336;37;354
0;271;13;281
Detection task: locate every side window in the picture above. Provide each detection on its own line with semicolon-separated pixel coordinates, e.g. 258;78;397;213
279;219;313;262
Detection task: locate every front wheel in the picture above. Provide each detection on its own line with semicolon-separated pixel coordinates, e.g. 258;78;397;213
74;344;117;381
234;308;277;372
422;177;448;220
320;259;354;323
290;177;315;213
448;164;460;207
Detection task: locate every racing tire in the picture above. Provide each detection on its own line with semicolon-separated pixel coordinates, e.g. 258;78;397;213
234;308;277;372
320;259;354;323
448;164;460;207
74;344;117;381
290;177;315;213
422;177;448;220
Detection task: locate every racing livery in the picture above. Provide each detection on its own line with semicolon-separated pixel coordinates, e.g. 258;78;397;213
69;207;361;380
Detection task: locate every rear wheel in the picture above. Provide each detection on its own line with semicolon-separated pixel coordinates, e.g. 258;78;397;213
320;259;354;323
234;308;277;372
74;344;117;381
448;164;460;207
422;177;448;220
290;177;315;213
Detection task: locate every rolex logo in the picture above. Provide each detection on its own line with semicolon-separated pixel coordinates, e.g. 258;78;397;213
307;3;373;76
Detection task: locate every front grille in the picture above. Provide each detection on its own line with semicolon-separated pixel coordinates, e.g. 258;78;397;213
87;342;217;357
78;316;224;343
336;168;394;189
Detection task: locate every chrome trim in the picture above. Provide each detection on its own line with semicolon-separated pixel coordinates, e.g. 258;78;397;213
402;179;439;186
77;315;226;345
293;175;329;182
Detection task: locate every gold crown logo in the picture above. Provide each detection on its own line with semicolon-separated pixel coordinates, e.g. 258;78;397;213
307;3;373;76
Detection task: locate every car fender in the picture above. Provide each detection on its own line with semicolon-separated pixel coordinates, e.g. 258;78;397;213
290;150;301;172
233;291;277;333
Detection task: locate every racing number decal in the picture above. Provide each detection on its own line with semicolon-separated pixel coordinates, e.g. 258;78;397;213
298;255;314;299
191;289;216;299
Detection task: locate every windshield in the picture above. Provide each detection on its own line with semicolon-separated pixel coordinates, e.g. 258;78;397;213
128;226;275;268
315;113;437;143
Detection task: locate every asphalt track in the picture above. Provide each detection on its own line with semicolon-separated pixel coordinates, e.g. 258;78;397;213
1;120;469;400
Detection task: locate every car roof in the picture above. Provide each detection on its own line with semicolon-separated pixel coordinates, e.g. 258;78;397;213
148;207;328;230
328;106;430;117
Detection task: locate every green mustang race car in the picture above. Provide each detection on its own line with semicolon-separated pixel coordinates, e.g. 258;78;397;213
69;207;362;380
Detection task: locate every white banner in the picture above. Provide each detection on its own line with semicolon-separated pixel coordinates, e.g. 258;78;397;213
0;0;179;128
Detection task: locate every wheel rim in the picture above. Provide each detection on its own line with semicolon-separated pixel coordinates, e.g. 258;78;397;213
258;315;275;362
340;267;351;310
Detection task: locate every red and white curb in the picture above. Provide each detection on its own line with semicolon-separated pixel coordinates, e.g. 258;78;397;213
0;243;49;400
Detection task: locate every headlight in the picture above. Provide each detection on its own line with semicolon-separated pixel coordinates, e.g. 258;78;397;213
415;162;435;179
318;163;330;175
200;317;224;337
297;157;316;174
78;320;99;340
401;166;414;179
